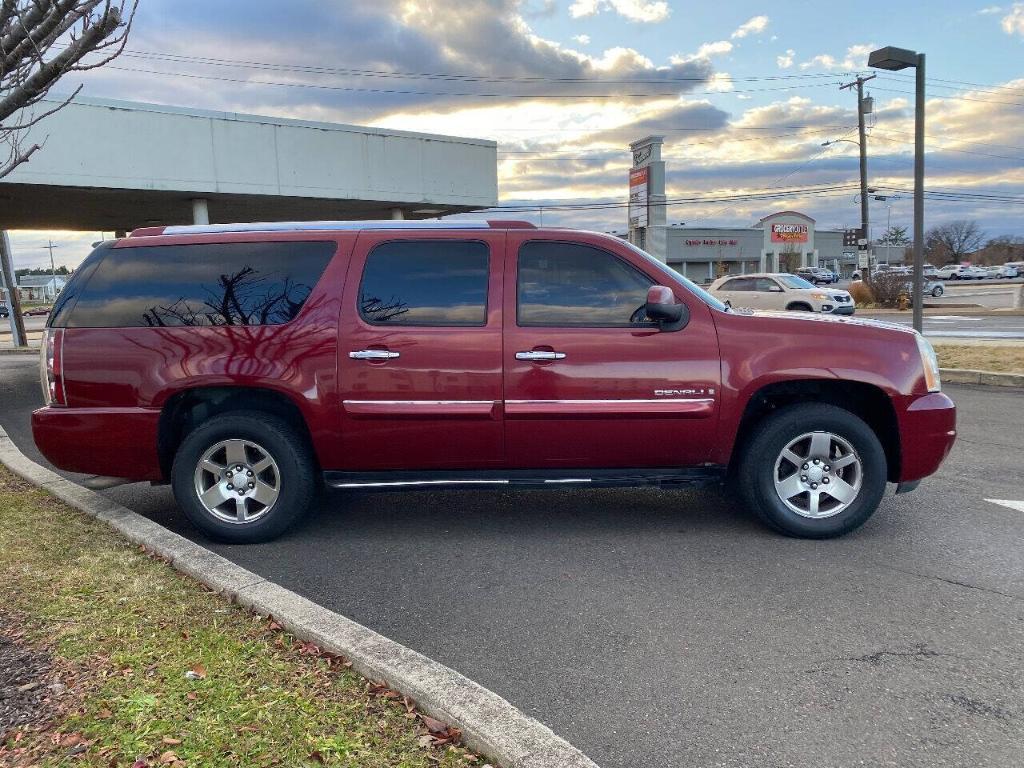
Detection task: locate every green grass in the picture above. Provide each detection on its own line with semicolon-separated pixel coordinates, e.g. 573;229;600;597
0;468;477;767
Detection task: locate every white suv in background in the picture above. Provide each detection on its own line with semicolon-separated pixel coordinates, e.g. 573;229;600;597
709;273;855;315
936;264;968;280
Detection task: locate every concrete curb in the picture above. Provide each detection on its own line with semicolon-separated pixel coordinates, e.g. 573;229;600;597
0;426;599;768
939;368;1024;388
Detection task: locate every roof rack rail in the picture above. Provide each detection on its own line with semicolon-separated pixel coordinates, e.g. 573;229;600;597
128;219;536;237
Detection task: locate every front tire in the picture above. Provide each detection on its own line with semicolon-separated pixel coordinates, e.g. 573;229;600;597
171;411;317;543
738;404;888;538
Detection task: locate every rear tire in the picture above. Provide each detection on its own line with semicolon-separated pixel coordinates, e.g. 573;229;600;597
738;403;887;538
171;410;317;543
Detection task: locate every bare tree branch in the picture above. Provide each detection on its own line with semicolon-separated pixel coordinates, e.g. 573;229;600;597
0;0;135;178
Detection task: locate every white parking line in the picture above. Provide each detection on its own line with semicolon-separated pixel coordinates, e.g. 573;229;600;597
985;499;1024;513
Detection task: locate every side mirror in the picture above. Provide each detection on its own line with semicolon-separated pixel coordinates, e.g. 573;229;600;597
645;285;689;331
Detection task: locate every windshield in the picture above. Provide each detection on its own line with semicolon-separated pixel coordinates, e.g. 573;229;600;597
777;274;815;289
621;240;730;312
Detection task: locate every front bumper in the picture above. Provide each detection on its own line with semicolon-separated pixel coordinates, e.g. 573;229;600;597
825;304;856;316
32;406;163;481
897;392;957;483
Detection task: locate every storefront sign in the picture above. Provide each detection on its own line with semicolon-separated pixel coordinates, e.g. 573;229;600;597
628;167;649;228
685;239;738;246
770;223;809;243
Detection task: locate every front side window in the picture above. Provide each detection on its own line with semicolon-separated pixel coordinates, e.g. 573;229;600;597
517;241;654;327
777;275;815;290
60;241;336;328
754;277;783;292
359;240;489;326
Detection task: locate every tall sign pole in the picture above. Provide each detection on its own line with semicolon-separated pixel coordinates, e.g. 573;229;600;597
0;231;28;347
628;136;667;262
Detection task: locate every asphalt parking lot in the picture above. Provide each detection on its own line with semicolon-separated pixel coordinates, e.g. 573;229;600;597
2;355;1023;768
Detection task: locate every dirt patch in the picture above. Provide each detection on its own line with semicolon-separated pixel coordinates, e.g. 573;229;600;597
0;619;56;741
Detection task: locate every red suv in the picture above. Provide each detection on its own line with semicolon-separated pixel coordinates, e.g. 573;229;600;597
32;221;956;543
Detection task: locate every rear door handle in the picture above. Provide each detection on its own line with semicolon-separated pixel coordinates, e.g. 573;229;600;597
516;350;566;361
350;349;400;360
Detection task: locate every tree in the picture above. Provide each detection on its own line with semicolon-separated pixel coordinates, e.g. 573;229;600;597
924;220;985;264
1;1;136;179
877;225;910;247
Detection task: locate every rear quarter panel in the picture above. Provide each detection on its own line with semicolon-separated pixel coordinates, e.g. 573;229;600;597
57;232;354;471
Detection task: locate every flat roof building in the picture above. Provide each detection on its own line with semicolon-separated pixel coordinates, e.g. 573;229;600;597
0;96;498;232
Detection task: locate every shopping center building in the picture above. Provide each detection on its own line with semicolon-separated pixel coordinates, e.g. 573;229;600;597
626;136;857;283
665;211;853;284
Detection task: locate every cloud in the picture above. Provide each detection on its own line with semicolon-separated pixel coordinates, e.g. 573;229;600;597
777;49;795;69
731;15;769;39
1002;3;1024;34
568;0;670;23
799;43;874;70
978;5;1003;13
573;34;591;45
671;40;733;64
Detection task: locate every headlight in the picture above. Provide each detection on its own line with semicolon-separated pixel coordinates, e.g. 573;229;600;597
916;333;941;392
811;292;827;300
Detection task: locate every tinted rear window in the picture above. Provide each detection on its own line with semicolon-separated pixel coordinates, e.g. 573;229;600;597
60;241;336;328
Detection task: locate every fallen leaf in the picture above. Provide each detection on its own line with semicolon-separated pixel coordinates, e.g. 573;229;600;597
186;692;198;701
17;681;40;692
421;715;448;734
96;708;113;720
159;750;178;763
184;664;206;681
131;759;148;768
162;737;182;746
417;735;435;749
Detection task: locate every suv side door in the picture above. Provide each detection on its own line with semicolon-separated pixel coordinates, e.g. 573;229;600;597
337;232;505;470
753;277;787;309
502;233;721;469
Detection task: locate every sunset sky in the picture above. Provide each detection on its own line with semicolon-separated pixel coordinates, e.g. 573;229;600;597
8;0;1024;269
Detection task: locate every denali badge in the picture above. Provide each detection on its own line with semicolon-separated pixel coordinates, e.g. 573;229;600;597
655;388;715;397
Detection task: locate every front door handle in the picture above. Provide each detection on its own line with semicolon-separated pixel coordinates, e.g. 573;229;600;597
350;349;400;360
516;350;566;361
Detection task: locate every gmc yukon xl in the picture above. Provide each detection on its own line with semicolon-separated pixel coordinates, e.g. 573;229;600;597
32;220;956;543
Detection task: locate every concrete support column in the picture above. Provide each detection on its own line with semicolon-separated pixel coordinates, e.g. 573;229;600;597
390;208;405;220
1;231;28;347
191;198;210;225
1015;284;1024;310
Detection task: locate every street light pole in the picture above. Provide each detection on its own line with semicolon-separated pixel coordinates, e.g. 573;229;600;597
912;53;926;334
869;45;926;332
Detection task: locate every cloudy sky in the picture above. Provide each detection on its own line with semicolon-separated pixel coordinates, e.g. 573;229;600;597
8;0;1024;269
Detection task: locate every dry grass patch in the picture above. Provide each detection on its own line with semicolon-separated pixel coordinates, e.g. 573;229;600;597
0;468;481;768
935;344;1024;374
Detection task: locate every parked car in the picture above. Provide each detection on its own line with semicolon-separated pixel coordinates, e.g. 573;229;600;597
962;265;989;280
902;279;944;300
0;303;9;318
995;264;1020;279
22;306;51;317
922;264;938;278
32;221;955;543
935;264;968;280
1003;261;1024;276
796;266;837;285
710;273;855;315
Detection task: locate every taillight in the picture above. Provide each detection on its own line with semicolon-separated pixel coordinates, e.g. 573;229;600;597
40;328;67;406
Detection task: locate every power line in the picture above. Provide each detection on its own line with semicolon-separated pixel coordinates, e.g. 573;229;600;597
100;64;845;99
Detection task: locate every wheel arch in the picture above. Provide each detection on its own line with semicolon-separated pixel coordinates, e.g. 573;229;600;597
157;386;318;480
728;379;901;483
786;301;814;312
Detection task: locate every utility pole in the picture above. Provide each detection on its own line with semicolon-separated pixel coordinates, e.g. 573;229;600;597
841;74;876;280
40;240;60;301
1;231;27;347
